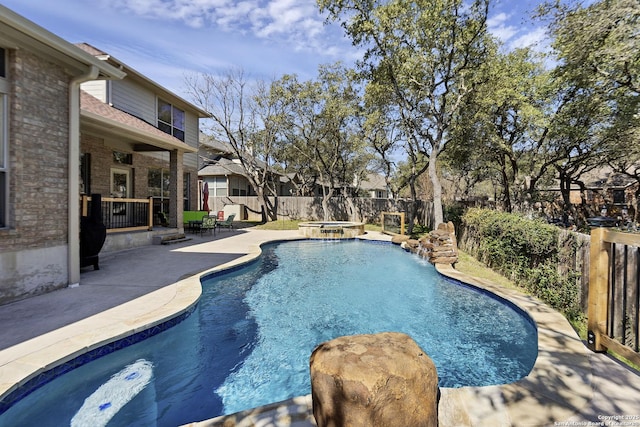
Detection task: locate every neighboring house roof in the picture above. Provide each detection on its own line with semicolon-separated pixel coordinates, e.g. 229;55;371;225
81;91;196;153
199;158;248;177
200;157;389;193
544;165;639;192
360;173;388;191
75;42;210;118
200;134;234;155
580;165;637;189
199;157;291;186
0;6;125;80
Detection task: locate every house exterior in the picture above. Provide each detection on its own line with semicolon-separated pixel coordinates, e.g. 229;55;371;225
568;168;638;220
197;135;394;221
0;6;210;305
199;157;390;201
77;43;210;240
198;136;391;201
535;165;639;226
197;136;294;216
0;6;125;304
358;172;392;199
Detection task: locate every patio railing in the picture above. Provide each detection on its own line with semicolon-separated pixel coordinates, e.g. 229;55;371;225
588;227;640;367
81;195;154;233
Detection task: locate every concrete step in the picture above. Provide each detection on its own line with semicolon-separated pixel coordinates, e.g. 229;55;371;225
153;234;192;245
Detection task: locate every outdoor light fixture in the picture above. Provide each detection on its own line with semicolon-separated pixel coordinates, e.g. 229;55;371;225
587;330;596;351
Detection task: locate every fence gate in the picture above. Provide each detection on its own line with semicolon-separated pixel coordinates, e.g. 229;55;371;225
588;227;640;368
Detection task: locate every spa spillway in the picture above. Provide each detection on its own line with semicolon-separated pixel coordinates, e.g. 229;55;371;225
298;221;366;239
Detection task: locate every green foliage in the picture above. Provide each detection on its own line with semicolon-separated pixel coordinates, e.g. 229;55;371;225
319;0;493;226
462;208;582;319
409;223;430;239
443;203;466;232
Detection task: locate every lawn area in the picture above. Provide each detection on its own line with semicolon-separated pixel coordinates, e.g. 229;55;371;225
454;251;520;291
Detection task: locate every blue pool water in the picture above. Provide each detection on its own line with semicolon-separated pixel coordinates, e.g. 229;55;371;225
0;240;537;426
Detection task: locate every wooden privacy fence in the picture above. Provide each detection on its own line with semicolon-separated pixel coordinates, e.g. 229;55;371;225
588;227;640;367
206;196;432;225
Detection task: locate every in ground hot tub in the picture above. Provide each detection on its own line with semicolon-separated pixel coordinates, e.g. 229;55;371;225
298;221;366;239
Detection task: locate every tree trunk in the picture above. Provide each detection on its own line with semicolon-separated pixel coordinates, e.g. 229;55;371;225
500;162;513;213
321;188;335;221
428;153;443;227
346;196;358;222
634;186;640;223
407;177;417;235
558;172;573;226
268;196;278;221
256;188;277;223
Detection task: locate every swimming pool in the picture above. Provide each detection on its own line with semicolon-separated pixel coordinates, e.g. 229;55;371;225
0;239;537;426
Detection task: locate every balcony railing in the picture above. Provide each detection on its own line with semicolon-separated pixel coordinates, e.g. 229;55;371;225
81;195;154;233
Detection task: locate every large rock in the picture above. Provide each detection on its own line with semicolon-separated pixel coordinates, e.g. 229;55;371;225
391;234;411;245
310;332;439;427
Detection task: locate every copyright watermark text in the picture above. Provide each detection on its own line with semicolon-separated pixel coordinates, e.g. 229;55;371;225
555;415;640;426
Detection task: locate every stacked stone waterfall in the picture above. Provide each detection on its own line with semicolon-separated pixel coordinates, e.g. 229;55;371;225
398;222;459;265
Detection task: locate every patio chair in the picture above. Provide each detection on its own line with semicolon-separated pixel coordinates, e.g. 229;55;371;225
201;215;217;236
218;214;235;231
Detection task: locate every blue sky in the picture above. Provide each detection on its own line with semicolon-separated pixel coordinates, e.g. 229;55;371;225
2;0;550;98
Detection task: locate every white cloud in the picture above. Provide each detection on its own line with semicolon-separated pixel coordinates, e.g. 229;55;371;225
487;11;509;28
509;27;550;52
487;7;551;54
487;12;515;39
107;0;329;51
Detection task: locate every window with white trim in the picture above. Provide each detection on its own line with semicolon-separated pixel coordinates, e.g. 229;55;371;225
0;47;7;228
157;99;185;141
212;176;227;197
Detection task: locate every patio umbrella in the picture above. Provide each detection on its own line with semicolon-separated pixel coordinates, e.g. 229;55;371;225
202;182;210;212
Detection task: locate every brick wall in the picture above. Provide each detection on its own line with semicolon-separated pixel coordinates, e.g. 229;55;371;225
0;48;71;303
0;49;70;252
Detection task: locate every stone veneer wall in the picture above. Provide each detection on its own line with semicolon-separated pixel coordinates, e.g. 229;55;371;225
0;49;71;304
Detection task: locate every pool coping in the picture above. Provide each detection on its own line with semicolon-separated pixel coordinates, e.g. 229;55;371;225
433;264;593;427
0;231;593;426
0;231;305;411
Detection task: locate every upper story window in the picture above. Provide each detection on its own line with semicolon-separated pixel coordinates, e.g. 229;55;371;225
157;99;185;141
0;47;5;78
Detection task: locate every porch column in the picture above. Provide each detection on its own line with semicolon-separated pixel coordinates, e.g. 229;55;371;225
169;149;184;232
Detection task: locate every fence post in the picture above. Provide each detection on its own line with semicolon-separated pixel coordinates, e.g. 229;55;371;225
587;227;610;352
81;195;89;217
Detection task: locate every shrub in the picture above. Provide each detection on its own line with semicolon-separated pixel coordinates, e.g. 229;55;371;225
461;208;581;319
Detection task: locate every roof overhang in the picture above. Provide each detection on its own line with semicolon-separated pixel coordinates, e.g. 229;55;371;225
75;43;209;118
81;110;196;153
0;6;125;80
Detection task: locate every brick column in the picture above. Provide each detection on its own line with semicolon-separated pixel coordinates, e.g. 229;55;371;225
169;150;184;232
